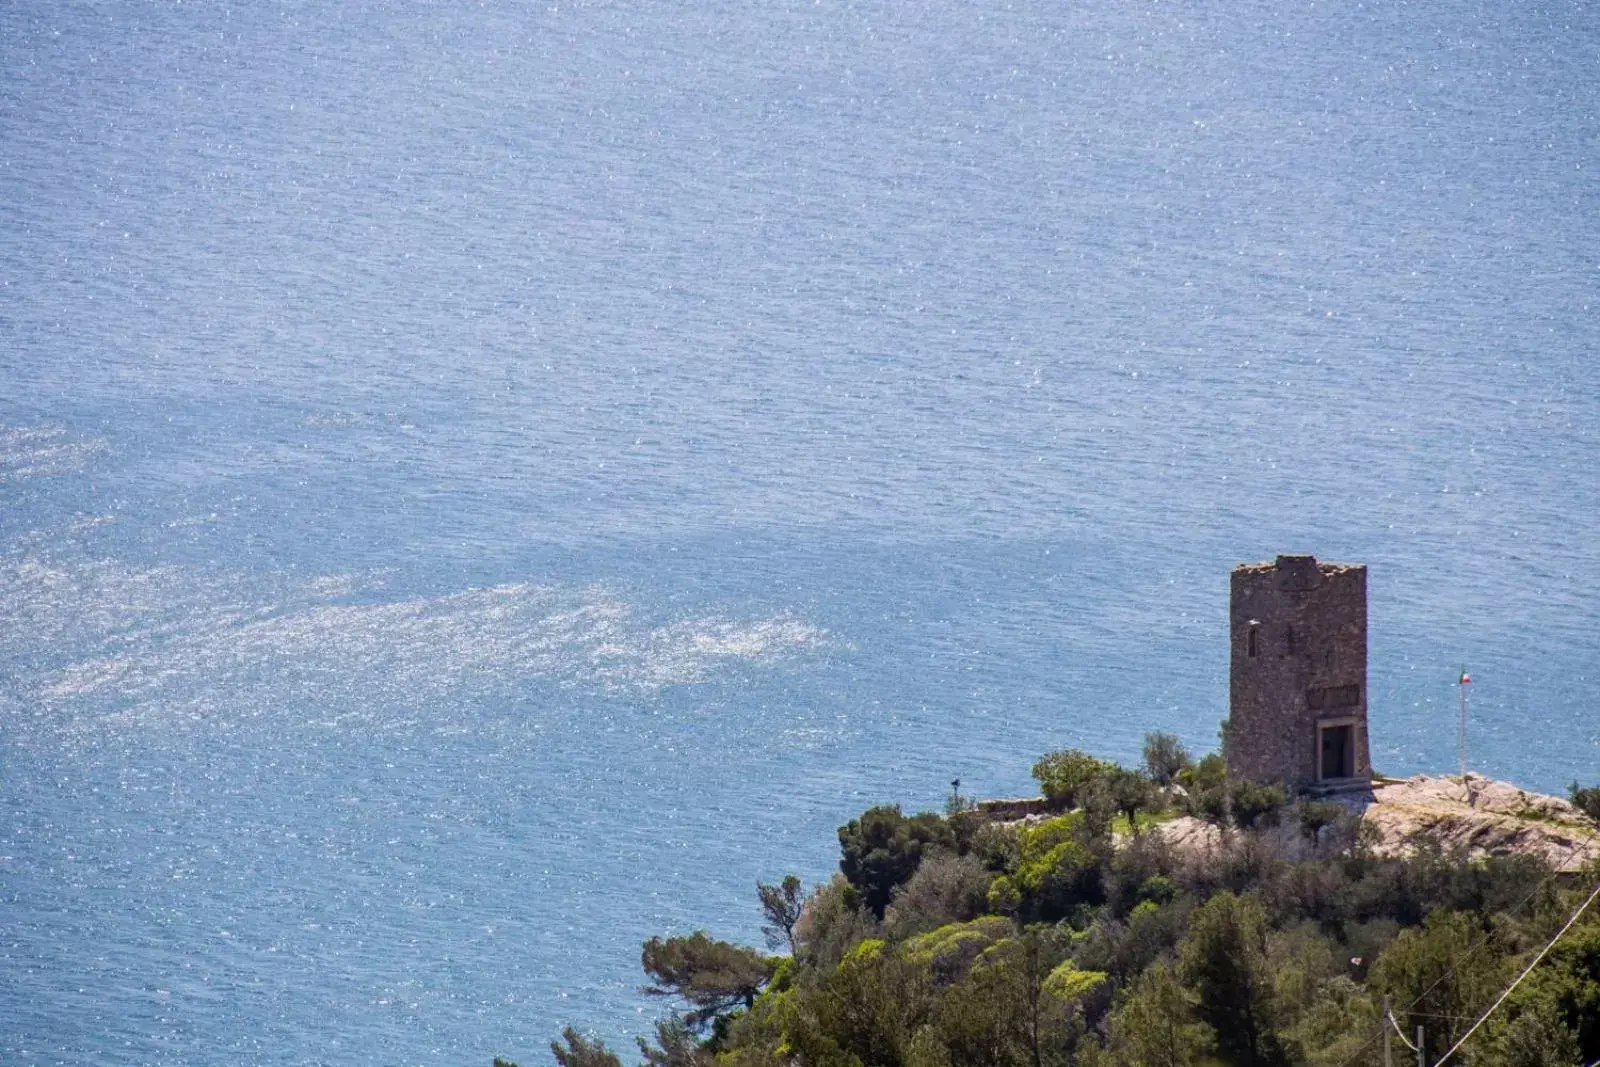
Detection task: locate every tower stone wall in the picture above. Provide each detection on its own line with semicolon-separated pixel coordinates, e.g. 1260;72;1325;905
1227;555;1370;789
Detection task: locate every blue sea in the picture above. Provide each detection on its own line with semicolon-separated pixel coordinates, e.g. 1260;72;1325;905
2;1;1596;1062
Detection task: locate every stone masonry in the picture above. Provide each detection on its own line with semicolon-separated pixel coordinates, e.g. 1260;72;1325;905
1227;555;1371;790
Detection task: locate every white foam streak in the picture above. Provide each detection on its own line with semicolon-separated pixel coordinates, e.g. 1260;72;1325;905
3;553;825;726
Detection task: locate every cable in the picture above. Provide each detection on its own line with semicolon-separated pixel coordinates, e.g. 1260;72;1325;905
1332;815;1600;1067
1430;876;1600;1066
1403;820;1599;1014
1386;1010;1419;1053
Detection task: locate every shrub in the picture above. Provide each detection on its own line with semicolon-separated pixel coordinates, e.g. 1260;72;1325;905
783;934;933;1067
1013;813;1104;920
884;851;993;939
1295;800;1345;845
838;805;955;918
986;874;1022;915
1106;767;1160;832
1032;748;1116;809
1143;731;1193;785
1078;897;1190;985
794;874;878;969
1186;782;1231;826
1178;752;1227;791
1103;832;1177;919
1229;779;1289;830
1042;959;1110;1003
903;916;1015;984
1179;753;1230;826
1570;782;1600;822
1137;875;1178;907
966;819;1019;874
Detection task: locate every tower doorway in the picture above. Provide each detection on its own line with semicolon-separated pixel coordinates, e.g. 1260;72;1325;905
1319;724;1354;780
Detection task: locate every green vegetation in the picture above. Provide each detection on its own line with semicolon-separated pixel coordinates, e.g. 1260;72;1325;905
1108;809;1174;837
499;751;1600;1067
1031;749;1117;811
641;931;775;1028
838;806;958;918
1141;731;1192;786
1571;782;1600;823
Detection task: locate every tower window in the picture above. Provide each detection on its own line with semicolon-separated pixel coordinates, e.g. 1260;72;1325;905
1247;625;1259;658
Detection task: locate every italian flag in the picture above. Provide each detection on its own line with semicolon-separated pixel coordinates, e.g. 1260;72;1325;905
1459;671;1472;685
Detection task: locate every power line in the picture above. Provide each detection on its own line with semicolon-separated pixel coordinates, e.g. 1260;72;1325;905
1386;1009;1419;1053
1403;815;1599;1011
1334;816;1600;1067
1430;875;1600;1066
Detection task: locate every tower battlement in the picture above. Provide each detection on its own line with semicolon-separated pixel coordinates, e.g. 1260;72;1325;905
1227;555;1370;789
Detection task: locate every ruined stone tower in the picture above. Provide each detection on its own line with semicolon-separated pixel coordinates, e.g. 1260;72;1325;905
1227;555;1371;789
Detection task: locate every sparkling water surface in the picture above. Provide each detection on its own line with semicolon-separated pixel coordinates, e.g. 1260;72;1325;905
2;1;1596;1063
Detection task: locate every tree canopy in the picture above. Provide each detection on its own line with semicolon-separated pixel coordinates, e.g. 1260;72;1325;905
838;804;956;918
505;747;1600;1067
640;931;776;1028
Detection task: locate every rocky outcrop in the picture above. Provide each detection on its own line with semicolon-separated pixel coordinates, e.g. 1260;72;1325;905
983;774;1598;873
1155;813;1225;854
1350;773;1599;873
1149;774;1599;872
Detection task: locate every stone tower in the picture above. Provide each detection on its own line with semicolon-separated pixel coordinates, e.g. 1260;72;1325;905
1227;555;1370;789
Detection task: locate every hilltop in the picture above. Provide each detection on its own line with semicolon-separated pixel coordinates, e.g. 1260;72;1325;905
989;772;1600;874
503;740;1600;1067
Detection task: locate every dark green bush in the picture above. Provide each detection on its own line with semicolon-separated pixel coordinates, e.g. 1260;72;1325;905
838;805;955;918
1570;781;1600;821
1228;779;1288;830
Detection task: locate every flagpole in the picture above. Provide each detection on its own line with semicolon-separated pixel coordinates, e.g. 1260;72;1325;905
1458;668;1468;782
